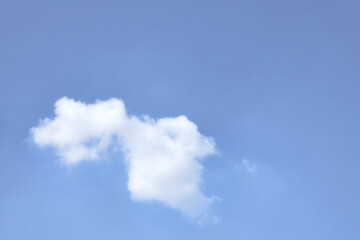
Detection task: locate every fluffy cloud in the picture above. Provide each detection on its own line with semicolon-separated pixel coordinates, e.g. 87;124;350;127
31;97;217;220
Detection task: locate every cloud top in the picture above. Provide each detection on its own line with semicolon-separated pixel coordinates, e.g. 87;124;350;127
31;97;217;220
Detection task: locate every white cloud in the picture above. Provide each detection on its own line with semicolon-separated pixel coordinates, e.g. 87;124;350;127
31;97;217;220
235;159;257;174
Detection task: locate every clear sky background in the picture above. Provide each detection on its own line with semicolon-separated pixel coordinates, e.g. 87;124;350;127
1;0;360;239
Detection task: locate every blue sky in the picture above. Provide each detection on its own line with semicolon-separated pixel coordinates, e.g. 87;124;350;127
1;0;360;239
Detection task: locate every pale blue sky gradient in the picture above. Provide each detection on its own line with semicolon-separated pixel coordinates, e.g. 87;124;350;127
1;0;360;239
